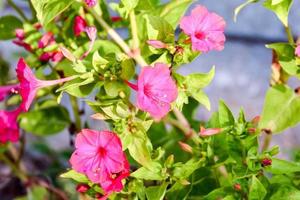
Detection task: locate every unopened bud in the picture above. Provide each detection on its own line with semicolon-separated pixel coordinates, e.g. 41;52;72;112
76;184;90;193
234;183;241;191
178;141;193;153
261;158;272;167
147;40;167;49
199;126;222;137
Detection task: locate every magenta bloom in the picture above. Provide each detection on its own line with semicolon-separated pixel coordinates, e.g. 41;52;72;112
127;63;178;119
0;84;19;101
85;0;97;7
16;58;75;111
73;16;87;37
15;29;25;40
295;45;300;57
180;5;226;53
70;129;130;195
80;26;97;59
38;32;54;48
0;108;22;143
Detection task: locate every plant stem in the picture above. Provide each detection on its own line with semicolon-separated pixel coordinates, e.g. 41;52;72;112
129;10;139;51
285;26;294;45
87;6;147;67
261;133;272;152
0;153;27;182
7;0;28;21
70;95;82;132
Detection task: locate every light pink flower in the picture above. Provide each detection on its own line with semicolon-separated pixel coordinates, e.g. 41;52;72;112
73;16;87;37
69;129;130;196
15;29;25;40
85;0;97;7
80;26;97;59
38;32;54;48
199;126;222;137
16;58;75;111
147;40;167;49
0;84;19;101
126;63;178;119
0;107;22;143
180;5;226;53
295;45;300;57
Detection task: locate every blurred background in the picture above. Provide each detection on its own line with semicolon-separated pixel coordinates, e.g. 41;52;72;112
1;0;300;198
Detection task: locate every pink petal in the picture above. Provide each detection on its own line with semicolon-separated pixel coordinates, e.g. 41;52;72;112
73;16;87;37
295;45;300;57
0;84;19;101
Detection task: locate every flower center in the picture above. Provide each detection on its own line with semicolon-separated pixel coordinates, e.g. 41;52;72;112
97;147;107;157
195;31;206;40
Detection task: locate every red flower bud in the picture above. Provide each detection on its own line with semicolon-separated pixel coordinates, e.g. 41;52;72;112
261;158;272;167
234;183;241;191
76;184;90;193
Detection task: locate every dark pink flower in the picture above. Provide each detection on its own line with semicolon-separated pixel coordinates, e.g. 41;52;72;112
69;129;130;196
199;126;222;137
147;40;167;49
16;58;75;111
13;40;32;52
295;45;300;57
15;29;25;40
85;0;97;7
127;63;178;119
51;51;64;62
73;16;87;37
39;52;53;62
38;32;54;48
0;108;22;143
180;5;226;53
0;84;19;101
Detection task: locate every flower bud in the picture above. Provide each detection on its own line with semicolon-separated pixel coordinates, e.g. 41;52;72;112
199;126;222;137
15;29;25;40
234;183;241;191
85;0;97;7
147;40;167;49
76;184;90;193
73;16;87;37
261;158;272;167
178;141;193;153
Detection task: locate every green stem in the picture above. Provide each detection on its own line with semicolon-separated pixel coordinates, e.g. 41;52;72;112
285;26;294;45
0;153;27;182
261;134;272;152
7;0;29;21
129;10;139;51
70;95;82;132
87;6;147;67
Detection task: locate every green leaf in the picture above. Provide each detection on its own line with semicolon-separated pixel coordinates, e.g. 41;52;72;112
259;84;300;133
266;43;295;60
145;182;168;200
265;158;300;174
19;105;70;135
218;100;235;127
104;81;127;97
191;90;211;110
159;0;193;29
263;0;293;27
0;15;22;40
234;0;260;22
185;66;215;90
60;169;90;183
131;162;165;180
31;0;75;28
173;159;202;180
249;176;267;200
121;0;139;10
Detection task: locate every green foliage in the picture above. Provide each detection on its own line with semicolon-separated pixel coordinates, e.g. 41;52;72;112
0;15;22;40
263;0;293;27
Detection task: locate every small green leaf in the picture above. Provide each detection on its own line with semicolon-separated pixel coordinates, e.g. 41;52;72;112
145;182;168;200
265;158;300;174
121;0;139;10
104;81;127;97
191;90;210;110
60;170;90;183
19;105;70;135
185;66;215;90
131;162;165;180
259;84;300;133
263;0;293;27
218;100;235;127
0;15;22;40
249;176;267;200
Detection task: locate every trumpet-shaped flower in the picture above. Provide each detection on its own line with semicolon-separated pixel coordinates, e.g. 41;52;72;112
295;45;300;57
0;84;19;101
38;32;54;48
70;129;130;196
16;58;75;111
127;63;178;120
180;5;226;53
0;107;22;143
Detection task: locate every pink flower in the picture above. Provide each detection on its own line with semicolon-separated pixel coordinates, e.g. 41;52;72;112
127;63;178;119
180;5;226;53
85;0;97;7
16;58;75;111
39;52;53;62
295;45;300;57
73;16;87;37
38;32;54;48
0;108;22;143
0;84;19;101
51;51;64;62
15;29;25;40
70;129;130;196
80;26;97;59
199;126;222;137
147;40;167;49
